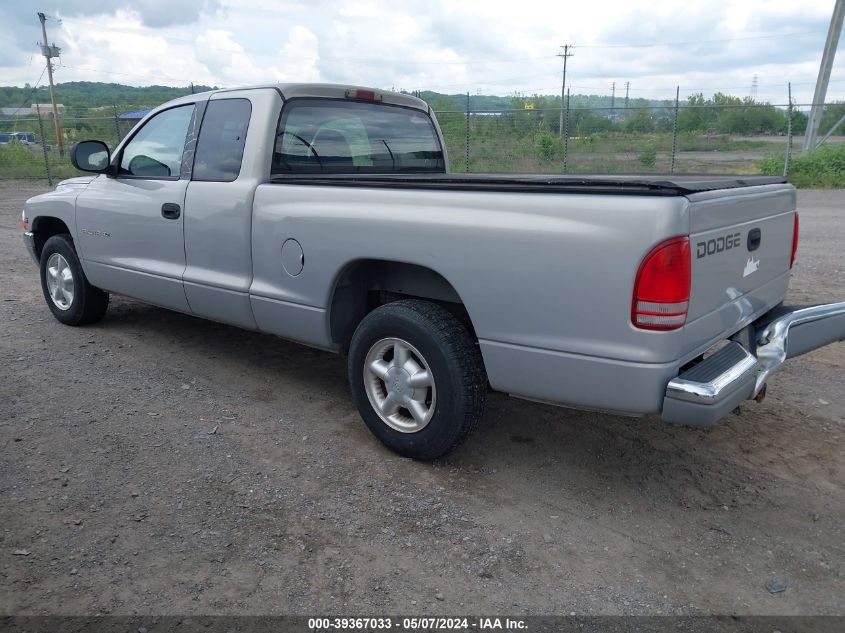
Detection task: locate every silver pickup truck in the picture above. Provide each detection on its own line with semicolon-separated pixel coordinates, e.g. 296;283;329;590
21;83;845;459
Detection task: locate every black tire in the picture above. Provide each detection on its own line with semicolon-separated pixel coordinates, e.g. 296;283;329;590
348;299;487;460
39;234;109;326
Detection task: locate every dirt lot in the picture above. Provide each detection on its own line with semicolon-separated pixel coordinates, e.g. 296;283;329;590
1;181;843;616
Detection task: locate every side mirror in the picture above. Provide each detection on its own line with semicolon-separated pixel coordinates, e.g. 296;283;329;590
71;140;111;173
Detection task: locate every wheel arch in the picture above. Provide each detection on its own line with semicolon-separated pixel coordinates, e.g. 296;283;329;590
327;258;478;353
30;215;72;261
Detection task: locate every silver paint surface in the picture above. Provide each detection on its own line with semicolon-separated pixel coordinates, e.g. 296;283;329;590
20;85;804;417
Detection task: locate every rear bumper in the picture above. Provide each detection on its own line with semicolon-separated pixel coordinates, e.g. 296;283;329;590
662;301;845;426
23;231;38;264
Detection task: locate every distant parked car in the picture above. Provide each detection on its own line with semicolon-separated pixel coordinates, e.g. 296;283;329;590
0;132;37;145
11;132;37;145
0;132;35;145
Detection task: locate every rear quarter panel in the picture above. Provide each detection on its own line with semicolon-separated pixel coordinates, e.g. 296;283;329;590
250;183;693;365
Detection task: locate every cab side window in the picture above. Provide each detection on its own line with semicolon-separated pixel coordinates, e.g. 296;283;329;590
119;105;195;178
192;99;252;182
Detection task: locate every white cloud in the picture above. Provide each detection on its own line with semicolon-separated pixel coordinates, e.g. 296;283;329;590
278;26;321;82
0;0;841;104
194;25;319;84
55;10;215;86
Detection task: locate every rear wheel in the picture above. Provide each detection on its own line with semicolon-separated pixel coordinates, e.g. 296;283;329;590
348;300;486;460
40;234;109;326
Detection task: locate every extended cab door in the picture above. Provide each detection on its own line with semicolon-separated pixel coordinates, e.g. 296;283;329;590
75;103;197;312
182;89;279;329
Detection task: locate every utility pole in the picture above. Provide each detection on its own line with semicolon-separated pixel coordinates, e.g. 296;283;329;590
465;91;470;173
563;87;571;173
624;81;630;109
37;12;64;157
804;0;844;152
785;83;793;178
557;45;573;137
671;86;680;174
610;82;617;121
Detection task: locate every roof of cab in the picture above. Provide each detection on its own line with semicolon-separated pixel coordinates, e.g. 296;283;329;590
131;83;430;133
212;83;430;112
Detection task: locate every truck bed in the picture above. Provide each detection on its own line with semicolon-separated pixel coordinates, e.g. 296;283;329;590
271;173;787;196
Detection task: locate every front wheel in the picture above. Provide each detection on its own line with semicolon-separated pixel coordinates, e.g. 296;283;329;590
39;234;109;326
348;300;487;460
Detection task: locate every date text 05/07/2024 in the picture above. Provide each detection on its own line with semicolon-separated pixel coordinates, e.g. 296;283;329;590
307;616;528;630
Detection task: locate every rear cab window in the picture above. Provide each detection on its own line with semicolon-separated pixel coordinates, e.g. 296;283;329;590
272;99;444;174
193;98;252;182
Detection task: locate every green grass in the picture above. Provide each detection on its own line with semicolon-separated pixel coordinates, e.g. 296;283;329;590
0;144;49;178
0;123;808;185
760;144;845;188
0;143;83;180
565;132;770;155
436;122;780;176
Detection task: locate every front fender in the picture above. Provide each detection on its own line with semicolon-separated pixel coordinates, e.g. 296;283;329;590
24;176;95;259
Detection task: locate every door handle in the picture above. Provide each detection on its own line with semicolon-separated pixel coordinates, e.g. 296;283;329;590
161;203;181;220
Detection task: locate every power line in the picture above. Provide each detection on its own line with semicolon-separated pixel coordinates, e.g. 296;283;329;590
16;18;845;106
537;78;845;96
6;67;47;116
621;80;845;91
56;63;196;85
412;72;557;89
576;30;825;49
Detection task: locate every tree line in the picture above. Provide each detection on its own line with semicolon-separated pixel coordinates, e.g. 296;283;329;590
427;92;845;138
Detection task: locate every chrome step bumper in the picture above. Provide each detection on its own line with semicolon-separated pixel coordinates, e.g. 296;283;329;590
662;302;845;426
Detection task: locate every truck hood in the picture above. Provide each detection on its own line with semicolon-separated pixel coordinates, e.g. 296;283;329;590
56;176;96;190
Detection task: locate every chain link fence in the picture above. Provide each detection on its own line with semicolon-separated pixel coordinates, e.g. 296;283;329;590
433;102;807;176
2;99;841;184
0;109;132;184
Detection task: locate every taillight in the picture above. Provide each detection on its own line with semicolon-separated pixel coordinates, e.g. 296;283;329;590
21;210;28;230
790;212;799;269
345;88;382;102
632;236;691;331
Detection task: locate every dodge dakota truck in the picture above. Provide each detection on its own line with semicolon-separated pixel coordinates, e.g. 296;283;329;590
20;83;845;459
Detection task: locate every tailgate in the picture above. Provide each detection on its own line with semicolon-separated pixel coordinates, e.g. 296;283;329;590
685;184;796;336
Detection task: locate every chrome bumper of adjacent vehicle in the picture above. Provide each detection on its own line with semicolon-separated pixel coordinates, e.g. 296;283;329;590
663;301;845;427
23;231;38;264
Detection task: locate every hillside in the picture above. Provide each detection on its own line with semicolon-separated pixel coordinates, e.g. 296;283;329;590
0;81;666;114
0;81;217;114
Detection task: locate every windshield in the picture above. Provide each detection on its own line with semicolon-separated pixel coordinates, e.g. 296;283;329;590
272;99;445;174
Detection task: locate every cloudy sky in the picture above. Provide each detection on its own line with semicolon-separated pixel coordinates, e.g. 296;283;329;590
2;0;843;104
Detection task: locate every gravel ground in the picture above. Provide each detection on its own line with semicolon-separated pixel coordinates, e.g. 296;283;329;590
1;181;843;616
